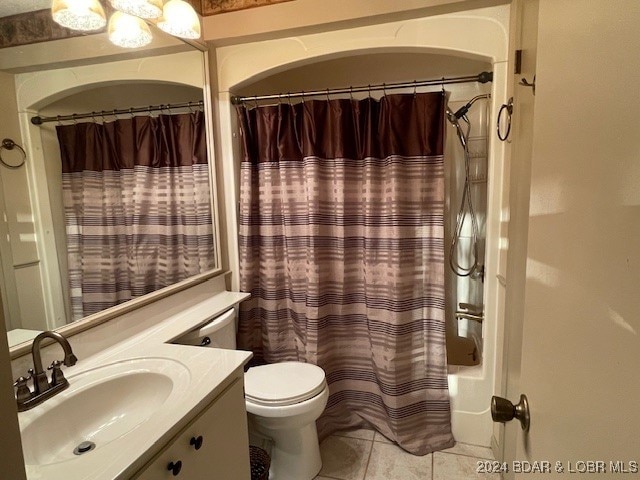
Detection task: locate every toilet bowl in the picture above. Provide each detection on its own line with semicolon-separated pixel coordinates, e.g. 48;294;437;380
245;362;328;480
175;309;328;480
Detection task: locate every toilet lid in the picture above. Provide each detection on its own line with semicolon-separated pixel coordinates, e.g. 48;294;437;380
244;362;326;407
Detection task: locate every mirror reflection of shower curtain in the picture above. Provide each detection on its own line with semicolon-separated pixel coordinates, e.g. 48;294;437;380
56;112;215;321
236;93;454;455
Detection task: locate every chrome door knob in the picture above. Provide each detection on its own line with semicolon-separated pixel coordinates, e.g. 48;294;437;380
491;394;530;432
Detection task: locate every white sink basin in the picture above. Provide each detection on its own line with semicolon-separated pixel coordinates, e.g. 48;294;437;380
19;357;190;467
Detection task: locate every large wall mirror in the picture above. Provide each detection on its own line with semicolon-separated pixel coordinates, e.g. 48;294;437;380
0;21;221;353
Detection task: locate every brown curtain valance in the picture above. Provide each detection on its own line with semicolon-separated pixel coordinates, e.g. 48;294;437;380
57;111;207;173
237;92;445;163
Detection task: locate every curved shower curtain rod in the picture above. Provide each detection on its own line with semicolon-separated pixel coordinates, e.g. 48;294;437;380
231;71;493;105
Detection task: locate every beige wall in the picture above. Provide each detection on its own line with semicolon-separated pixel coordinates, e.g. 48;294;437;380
0;71;46;332
0;72;20;331
203;0;508;44
497;0;538;467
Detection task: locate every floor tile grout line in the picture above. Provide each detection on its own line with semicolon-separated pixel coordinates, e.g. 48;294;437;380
432;450;435;480
360;438;375;480
438;450;494;461
332;432;376;441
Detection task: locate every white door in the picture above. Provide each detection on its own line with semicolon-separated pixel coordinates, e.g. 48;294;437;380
501;0;640;477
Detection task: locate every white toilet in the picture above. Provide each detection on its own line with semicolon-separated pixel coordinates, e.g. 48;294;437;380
177;308;329;480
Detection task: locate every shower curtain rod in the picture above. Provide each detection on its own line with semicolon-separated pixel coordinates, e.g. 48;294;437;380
30;100;205;126
230;71;493;105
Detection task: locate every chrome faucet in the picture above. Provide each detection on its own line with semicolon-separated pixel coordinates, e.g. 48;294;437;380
14;331;78;412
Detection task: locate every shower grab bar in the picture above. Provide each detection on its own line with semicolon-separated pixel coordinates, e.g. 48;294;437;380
456;303;484;323
455;311;484;323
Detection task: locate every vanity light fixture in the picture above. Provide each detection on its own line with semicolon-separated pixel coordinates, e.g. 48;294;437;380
52;0;202;48
157;0;201;40
51;0;107;31
108;11;153;48
109;0;163;19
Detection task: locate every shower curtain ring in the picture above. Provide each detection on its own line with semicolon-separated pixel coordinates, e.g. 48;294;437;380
413;80;417;97
441;77;445;93
326;88;330;101
287;92;292;106
382;83;387;97
56;115;62;125
349;86;354;101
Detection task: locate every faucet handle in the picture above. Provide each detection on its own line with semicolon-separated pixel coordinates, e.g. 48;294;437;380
48;360;67;386
13;376;32;402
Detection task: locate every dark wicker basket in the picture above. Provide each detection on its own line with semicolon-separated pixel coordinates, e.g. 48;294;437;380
249;446;271;480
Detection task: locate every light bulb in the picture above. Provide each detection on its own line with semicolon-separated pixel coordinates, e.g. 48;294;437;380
51;0;107;31
109;0;164;19
157;0;201;40
108;11;153;49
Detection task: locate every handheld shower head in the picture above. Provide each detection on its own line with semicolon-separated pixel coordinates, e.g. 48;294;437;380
449;94;491;122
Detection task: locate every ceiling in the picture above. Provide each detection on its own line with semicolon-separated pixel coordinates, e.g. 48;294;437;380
0;0;51;18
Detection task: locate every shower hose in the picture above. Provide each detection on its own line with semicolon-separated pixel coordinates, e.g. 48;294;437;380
449;106;483;278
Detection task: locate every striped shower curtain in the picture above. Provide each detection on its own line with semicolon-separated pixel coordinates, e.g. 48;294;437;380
56;111;215;321
236;92;453;455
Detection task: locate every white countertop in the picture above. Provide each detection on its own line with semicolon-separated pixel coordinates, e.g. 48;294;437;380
19;291;252;480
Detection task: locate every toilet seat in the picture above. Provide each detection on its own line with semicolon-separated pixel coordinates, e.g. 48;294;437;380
245;362;326;407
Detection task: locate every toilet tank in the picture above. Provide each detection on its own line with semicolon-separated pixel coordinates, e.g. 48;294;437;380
175;308;237;349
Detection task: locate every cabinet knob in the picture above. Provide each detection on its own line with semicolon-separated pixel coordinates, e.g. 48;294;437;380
190;435;204;450
167;460;182;476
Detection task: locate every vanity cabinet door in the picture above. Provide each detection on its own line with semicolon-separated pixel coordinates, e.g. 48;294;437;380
134;377;251;479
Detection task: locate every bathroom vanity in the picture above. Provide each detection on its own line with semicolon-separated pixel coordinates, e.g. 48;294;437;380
16;292;252;480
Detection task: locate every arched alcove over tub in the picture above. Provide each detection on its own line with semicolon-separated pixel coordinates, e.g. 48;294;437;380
215;4;510;448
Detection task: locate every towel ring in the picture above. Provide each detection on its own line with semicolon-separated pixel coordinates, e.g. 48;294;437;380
0;138;26;169
497;97;513;142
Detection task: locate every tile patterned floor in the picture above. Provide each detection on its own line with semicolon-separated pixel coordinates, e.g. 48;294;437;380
315;428;499;480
